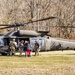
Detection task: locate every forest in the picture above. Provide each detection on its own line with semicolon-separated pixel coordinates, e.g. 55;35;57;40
0;0;75;39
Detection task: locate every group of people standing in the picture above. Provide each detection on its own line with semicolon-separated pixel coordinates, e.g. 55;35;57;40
9;39;40;57
18;40;32;57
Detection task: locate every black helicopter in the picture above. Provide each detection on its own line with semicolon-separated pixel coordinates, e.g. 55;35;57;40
0;16;56;55
0;16;75;56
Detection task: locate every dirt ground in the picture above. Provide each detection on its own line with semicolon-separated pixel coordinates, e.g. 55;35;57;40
0;68;49;75
0;66;75;75
0;68;44;75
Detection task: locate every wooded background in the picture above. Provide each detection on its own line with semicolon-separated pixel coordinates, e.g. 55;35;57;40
0;0;75;39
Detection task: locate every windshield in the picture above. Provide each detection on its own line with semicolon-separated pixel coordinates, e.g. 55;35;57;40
0;37;4;46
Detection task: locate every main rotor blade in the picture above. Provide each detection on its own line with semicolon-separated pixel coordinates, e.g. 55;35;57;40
24;16;57;24
0;24;10;26
0;16;56;27
0;26;15;29
32;16;56;22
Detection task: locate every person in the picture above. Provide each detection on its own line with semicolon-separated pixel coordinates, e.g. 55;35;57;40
34;39;40;56
4;39;8;46
24;41;28;52
24;41;32;57
9;39;17;56
18;40;24;57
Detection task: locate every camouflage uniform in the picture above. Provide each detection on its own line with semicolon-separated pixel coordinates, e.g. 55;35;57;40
9;41;17;56
34;40;40;56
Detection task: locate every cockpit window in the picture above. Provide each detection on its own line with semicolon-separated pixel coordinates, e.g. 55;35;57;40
0;38;4;46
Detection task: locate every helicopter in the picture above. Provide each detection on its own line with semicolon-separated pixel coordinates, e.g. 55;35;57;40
0;16;75;55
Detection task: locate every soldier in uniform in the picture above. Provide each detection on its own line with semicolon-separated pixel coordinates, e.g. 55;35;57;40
9;39;17;56
34;39;40;56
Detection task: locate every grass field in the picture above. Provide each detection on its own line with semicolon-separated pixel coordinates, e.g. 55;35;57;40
0;51;75;75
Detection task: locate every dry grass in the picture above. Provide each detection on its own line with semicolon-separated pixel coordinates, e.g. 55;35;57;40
0;51;75;75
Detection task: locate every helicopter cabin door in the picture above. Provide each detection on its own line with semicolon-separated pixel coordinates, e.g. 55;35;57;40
3;38;10;46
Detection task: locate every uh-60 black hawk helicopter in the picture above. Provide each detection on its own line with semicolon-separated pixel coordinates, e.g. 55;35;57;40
0;16;75;55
